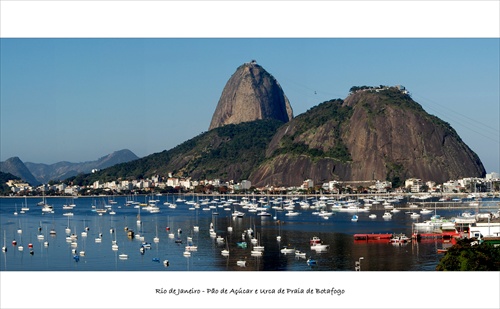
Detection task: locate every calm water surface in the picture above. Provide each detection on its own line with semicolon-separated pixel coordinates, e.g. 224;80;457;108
1;195;498;271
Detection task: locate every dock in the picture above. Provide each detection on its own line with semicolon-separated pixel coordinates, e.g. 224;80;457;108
354;233;393;241
411;231;460;240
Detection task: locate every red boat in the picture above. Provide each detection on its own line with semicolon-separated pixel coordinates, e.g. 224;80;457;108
310;236;321;245
353;233;393;241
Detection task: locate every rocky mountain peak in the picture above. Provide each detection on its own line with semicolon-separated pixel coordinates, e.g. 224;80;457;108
209;60;293;130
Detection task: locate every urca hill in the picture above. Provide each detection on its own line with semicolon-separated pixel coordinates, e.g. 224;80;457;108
83;63;485;187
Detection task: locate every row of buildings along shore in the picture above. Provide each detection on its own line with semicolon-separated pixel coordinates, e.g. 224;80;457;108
5;172;500;197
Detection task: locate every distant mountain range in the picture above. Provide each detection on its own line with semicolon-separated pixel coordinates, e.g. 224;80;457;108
0;149;139;185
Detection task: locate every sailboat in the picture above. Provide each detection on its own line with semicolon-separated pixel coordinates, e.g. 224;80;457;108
95;215;103;243
40;193;54;213
153;218;160;243
2;230;7;252
276;220;282;242
43;226;49;247
193;208;200;232
81;218;88;237
253;233;264;252
227;216;233;232
17;219;22;234
111;227;119;251
185;234;197;251
167;216;175;239
221;237;229;256
136;206;141;225
65;215;71;235
18;231;24;251
236;259;246;267
79;233;86;256
21;196;29;212
37;222;45;240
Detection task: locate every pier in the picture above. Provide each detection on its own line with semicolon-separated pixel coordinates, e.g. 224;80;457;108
411;231;460;240
353;233;392;241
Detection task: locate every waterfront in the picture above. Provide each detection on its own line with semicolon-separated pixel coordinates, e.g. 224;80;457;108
1;195;499;271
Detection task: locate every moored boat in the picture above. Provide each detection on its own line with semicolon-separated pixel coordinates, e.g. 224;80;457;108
311;243;329;251
390;233;410;244
236;260;246;267
310;236;321;245
295;250;306;258
382;212;392;219
420;208;433;215
409;212;421;219
280;246;295;254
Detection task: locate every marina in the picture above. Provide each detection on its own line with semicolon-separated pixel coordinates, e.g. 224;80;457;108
1;194;499;271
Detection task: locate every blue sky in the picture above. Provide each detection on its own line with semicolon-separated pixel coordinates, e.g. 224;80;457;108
1;3;499;175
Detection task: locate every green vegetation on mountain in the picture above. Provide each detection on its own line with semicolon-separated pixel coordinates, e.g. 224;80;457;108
68;119;283;186
0;171;20;195
436;238;500;271
271;99;352;162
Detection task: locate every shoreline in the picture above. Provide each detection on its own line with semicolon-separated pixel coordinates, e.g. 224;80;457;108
2;192;499;198
1;195;498;211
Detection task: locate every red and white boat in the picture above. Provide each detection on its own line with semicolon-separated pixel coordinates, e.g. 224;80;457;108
310;236;321;245
389;234;410;244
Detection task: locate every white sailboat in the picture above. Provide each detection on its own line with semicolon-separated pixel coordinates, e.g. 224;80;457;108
65;215;71;235
2;230;7;252
81;218;88;237
276;220;282;242
153;219;160;243
136;206;141;225
193;208;200;232
236;260;246;267
111;229;119;251
21;196;29;212
17;219;22;234
221;237;229;256
37;226;45;241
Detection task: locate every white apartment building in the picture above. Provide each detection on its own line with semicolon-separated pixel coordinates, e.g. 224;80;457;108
405;178;423;193
241;180;252;190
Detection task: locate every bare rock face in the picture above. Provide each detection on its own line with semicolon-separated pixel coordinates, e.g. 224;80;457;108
250;87;486;186
209;61;293;130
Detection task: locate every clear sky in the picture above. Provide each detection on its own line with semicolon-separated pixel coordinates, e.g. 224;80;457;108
1;3;499;175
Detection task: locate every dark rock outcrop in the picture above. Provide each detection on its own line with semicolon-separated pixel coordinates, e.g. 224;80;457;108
209;61;293;130
0;157;40;186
